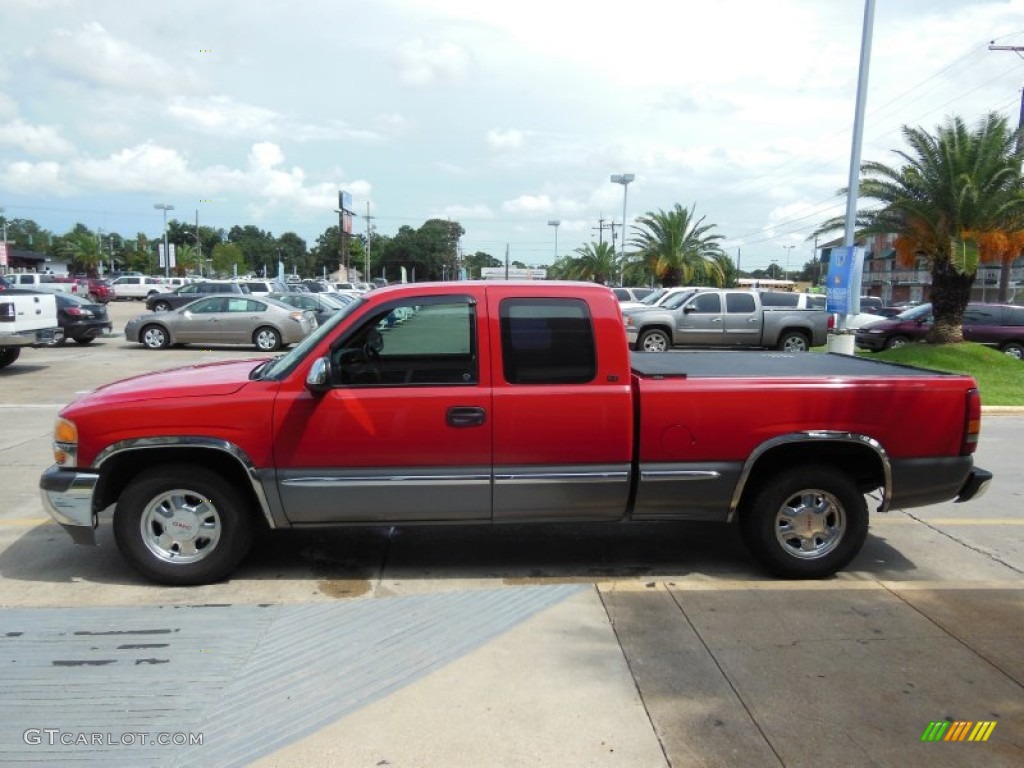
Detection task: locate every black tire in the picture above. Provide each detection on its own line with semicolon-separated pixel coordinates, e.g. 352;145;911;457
1001;341;1024;360
253;326;282;352
884;335;909;350
739;465;868;579
54;336;69;347
0;348;20;369
777;331;810;352
141;324;170;349
637;328;671;352
152;300;171;313
73;337;94;345
113;464;253;585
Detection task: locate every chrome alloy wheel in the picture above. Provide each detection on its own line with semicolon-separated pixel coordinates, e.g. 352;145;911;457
139;489;222;564
774;488;846;560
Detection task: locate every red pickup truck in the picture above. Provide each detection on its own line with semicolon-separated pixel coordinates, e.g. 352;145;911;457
40;282;991;585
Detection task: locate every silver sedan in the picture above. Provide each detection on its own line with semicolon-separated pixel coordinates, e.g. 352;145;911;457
125;294;318;351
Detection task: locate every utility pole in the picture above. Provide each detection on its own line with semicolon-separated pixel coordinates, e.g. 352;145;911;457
364;202;375;284
592;216;613;246
195;209;202;278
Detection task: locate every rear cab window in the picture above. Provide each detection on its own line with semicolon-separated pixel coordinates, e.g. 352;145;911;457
499;298;596;384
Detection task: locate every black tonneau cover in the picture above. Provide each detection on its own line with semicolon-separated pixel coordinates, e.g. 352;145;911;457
630;350;949;378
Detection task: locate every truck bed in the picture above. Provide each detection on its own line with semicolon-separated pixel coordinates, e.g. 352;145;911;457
630;350;950;379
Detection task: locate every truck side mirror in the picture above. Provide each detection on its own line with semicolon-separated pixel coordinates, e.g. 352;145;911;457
305;357;333;394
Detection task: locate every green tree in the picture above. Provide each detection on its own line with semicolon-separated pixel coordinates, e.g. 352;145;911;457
463;250;501;278
818;112;1024;342
631;204;727;287
228;225;278;274
568;242;619;283
211;242;246;277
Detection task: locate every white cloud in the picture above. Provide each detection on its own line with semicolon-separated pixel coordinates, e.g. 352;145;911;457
0;93;17;120
487;128;527;150
437;203;494;220
394;38;470;87
0;119;74;155
1;159;72;195
501;194;553;214
168;97;277;136
31;22;204;96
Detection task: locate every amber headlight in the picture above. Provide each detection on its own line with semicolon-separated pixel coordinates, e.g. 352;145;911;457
53;417;78;467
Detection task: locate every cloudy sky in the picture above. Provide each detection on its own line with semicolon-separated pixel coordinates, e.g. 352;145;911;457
3;0;1024;273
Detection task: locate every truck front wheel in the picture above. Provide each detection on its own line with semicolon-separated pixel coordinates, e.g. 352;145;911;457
740;466;868;579
0;348;21;369
637;328;671;352
777;331;810;352
113;464;254;585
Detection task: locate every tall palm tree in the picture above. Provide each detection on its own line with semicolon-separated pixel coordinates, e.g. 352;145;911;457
62;232;102;276
631;204;727;287
569;241;619;284
820;112;1024;343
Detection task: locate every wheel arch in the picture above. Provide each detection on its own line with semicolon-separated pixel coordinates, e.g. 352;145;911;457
728;432;891;522
92;438;278;530
636;324;673;348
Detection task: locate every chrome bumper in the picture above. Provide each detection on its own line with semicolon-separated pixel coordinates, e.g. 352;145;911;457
39;465;100;545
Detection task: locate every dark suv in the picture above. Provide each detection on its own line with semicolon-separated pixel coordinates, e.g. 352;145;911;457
146;281;248;312
855;302;1024;358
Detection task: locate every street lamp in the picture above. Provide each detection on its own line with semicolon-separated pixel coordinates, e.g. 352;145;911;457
782;244;795;283
610;174;635;275
154;203;174;278
547;220;561;260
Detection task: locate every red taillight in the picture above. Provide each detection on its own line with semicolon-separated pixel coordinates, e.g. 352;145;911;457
961;387;982;455
827;314;835;329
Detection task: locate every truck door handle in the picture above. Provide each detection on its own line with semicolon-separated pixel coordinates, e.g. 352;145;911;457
447;406;486;427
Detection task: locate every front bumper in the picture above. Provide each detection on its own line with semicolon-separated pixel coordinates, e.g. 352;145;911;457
955;467;993;503
39;465;100;545
854;333;886;351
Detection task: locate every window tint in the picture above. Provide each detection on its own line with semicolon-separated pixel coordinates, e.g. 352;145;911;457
726;293;756;313
1003;306;1024;327
760;291;798;307
807;295;826;309
333;298;477;386
188;298;226;313
690;293;721;313
612;288;629;301
500;298;596;384
963;307;1000;326
662;291;696;310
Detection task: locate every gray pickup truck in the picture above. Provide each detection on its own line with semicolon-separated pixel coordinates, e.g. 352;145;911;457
623;289;827;352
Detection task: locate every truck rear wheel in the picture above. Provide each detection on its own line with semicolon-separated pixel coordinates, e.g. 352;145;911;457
637;328;671;352
740;466;867;578
777;331;810;352
0;348;21;369
113;464;254;585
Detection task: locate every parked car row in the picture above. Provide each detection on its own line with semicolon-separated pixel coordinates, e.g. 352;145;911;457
855;302;1024;358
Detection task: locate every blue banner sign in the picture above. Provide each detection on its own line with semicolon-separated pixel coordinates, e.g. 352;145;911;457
826;246;864;315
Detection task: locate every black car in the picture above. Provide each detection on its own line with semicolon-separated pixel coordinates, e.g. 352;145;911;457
146;281;248;312
55;292;113;345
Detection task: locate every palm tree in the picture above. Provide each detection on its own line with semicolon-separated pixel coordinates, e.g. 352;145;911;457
820;112;1024;343
62;232;103;276
569;241;619;283
631;204;728;287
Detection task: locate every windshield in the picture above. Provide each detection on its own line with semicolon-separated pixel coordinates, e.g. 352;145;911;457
662;290;698;310
257;296;364;380
639;289;666;305
897;303;932;321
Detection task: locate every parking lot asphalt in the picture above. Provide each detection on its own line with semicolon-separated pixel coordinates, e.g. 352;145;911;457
0;299;1021;767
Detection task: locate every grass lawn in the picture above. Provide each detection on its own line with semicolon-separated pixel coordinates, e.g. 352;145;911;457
856;342;1023;406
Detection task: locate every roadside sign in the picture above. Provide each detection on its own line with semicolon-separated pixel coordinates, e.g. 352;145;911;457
826;246;864;315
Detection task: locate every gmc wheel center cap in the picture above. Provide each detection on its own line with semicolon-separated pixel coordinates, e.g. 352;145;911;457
168;514;199;539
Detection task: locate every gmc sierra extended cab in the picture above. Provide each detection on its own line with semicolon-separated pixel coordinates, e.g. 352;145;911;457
624;288;828;352
0;279;63;368
39;282;990;585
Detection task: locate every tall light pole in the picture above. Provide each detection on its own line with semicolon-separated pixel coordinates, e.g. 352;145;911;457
782;244;795;283
547;219;560;261
610;174;634;284
154;203;174;278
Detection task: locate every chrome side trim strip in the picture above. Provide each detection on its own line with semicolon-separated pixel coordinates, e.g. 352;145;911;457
727;431;891;522
282;475;491;487
93;437;277;529
494;471;630;484
640;470;721;481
